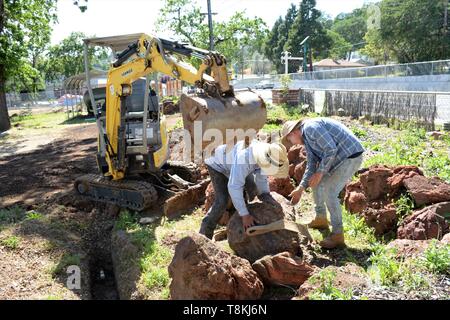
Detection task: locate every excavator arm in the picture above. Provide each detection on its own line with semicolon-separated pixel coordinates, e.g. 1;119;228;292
104;34;233;179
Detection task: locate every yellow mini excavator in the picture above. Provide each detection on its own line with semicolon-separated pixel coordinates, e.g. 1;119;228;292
75;33;267;216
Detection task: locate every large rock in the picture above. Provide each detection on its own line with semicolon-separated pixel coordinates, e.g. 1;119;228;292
397;202;450;240
403;175;450;206
344;181;367;214
361;203;397;235
168;233;264;300
268;176;294;198
252;252;315;287
227;192;303;262
287;145;307;182
359;165;393;201
387;239;433;258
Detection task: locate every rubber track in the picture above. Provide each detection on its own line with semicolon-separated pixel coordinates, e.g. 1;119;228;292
75;174;158;211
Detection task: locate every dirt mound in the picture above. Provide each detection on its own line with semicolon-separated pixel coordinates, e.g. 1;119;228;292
227;192;303;263
252;252;315;286
397;202;450;240
168;232;264;300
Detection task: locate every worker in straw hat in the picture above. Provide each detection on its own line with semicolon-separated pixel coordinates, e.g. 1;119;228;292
199;140;289;239
281;118;364;249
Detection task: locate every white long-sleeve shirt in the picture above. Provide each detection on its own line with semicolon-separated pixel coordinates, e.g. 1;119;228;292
204;141;270;216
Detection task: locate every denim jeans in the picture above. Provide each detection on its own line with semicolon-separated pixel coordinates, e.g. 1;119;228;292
312;155;363;233
199;165;257;239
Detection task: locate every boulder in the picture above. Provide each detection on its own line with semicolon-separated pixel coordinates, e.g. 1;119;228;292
287;144;306;163
441;233;450;245
359;165;393;201
168;233;264;300
397;202;450;240
387;239;433;258
227;192;303;262
387;166;423;196
344;181;367;214
361;203;397;235
268;176;294;198
403;175;450;206
252;252;315;286
293;161;307;183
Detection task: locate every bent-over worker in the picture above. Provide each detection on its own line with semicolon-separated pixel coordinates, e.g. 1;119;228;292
199;140;289;239
281;118;364;249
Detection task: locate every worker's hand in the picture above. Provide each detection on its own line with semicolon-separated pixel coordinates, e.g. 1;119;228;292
242;214;256;230
309;172;324;188
289;186;304;205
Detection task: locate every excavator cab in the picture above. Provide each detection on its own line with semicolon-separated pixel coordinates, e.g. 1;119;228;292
76;33;267;217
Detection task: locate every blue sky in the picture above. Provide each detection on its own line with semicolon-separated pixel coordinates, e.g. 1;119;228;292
51;0;378;44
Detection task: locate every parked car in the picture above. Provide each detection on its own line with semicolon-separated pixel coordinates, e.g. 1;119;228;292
255;80;275;89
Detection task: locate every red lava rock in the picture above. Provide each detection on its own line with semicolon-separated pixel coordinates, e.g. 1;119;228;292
359;165;393;201
387;166;423;196
344;181;367;214
227;192;303;263
168;232;264;300
287;145;306;163
204;182;215;213
289;164;296;178
252;252;315;287
203;182;236;226
269;176;294;198
397;202;450;240
441;233;450;245
293;161;307;183
387;239;433;258
343;165;425;235
403;175;450;206
361;203;398;235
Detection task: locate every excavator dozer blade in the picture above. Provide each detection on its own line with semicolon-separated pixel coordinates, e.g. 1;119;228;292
180;89;267;160
163;179;210;219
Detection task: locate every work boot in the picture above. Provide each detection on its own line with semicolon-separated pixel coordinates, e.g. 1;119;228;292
319;233;345;249
308;216;330;230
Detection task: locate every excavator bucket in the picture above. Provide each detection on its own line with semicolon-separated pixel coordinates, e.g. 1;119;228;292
180;89;267;160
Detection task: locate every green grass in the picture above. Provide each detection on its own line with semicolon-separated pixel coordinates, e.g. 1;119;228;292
115;210;173;299
342;209;378;248
263;103;317;132
50;253;81;277
25;210;43;220
1;235;21;249
420;240;450;274
10;111;68;129
351;126;368;139
308;269;354;300
394;193;415;226
363;127;450;182
0;206;27;224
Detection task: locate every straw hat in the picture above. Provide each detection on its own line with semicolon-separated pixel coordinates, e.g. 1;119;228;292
251;142;289;178
280;120;302;147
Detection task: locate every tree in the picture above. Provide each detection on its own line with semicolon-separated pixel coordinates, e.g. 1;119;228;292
331;7;368;46
0;0;57;132
326;30;352;60
265;4;298;73
363;0;450;63
286;0;332;66
43;32;109;84
156;0;268;69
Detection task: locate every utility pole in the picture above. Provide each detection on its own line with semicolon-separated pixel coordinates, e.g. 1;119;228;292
281;51;303;74
206;0;214;51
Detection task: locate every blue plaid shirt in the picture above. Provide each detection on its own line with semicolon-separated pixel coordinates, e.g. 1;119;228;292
299;118;364;189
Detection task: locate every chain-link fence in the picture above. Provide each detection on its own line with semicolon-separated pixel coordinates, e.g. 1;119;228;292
232;59;450;89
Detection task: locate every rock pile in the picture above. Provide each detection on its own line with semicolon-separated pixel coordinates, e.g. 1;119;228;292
344;165;450;239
